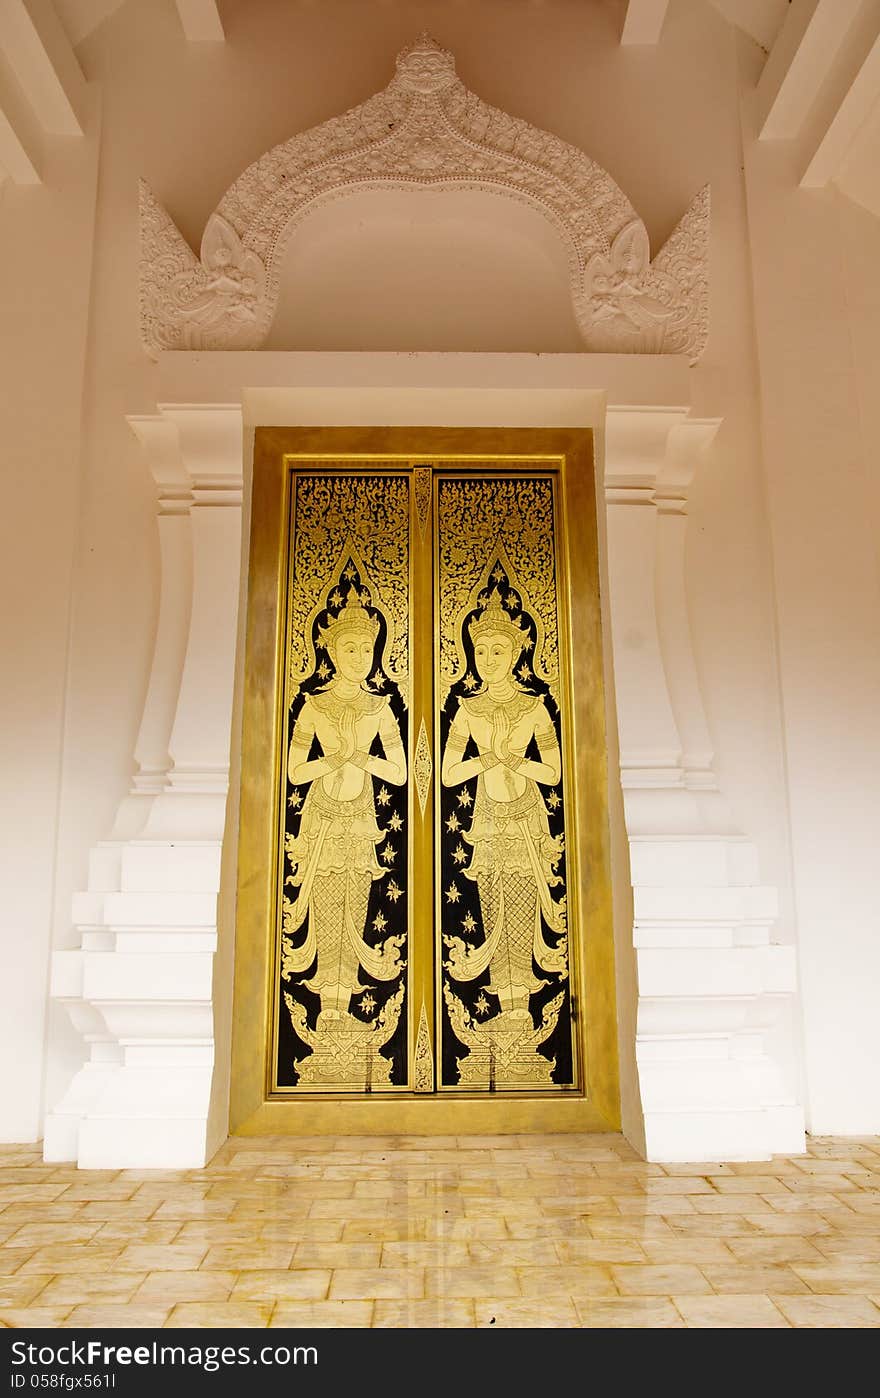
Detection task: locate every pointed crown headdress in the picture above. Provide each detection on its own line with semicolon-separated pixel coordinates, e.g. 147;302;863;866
318;597;380;653
467;594;530;652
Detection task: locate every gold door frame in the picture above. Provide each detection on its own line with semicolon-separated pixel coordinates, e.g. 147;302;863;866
230;427;619;1135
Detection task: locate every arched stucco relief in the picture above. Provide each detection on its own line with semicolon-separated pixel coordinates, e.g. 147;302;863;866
139;34;709;360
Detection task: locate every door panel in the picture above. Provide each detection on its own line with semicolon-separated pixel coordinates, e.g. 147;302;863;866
435;473;577;1091
231;427;619;1135
273;470;413;1092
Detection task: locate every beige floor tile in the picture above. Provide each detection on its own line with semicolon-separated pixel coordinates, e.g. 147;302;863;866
586;1217;676;1239
640;1177;715;1195
606;1195;694;1216
92;1222;183;1245
791;1262;880;1293
379;1241;469;1266
782;1174;860;1193
467;1239;560;1267
725;1237;826;1264
20;1244;128;1275
813;1235;880;1261
613;1264;712;1296
231;1270;331;1301
0;1250;31;1276
707;1175;792;1193
59;1183;140;1202
374;1298;475;1328
165;1302;274;1328
329;1268;425;1300
61;1305;173;1328
425;1265;521;1298
639;1239;734;1265
690;1195;771;1215
556;1238;646;1264
0;1275;52;1306
743;1212;833;1235
136;1270;236;1302
0;1203;85;1223
200;1243;294;1270
575;1297;684;1328
660;1163;729;1176
669;1216;763;1237
81;1202;165;1221
289;1242;380;1268
474;1297;577;1327
765;1191;848;1213
0;1186;71;1203
38;1274;147;1306
675;1295;789;1327
5;1221;107;1248
518;1264;615;1297
271;1300;374;1327
0;1307;74;1327
341;1220;428;1243
701;1263;809;1294
422;1217;508;1241
262;1220;345;1243
503;1217;593;1240
773;1294;880;1328
117;1244;209;1272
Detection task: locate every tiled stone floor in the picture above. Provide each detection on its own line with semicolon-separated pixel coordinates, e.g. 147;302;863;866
1;1132;879;1329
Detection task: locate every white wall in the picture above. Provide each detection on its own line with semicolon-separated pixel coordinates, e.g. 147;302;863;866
0;90;100;1142
3;0;858;1146
742;63;880;1133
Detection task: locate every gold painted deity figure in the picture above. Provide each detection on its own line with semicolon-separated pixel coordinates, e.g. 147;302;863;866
281;593;407;1030
441;592;568;1027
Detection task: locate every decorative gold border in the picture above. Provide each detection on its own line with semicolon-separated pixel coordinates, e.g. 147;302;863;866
230;427;619;1135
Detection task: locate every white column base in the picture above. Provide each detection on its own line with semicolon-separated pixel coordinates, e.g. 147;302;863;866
47;839;221;1168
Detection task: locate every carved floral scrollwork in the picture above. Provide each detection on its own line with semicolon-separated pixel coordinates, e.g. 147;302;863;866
140;33;710;361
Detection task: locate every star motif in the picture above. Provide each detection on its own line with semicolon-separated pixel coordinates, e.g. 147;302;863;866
377;786;392;807
360;991;376;1016
492;564;504;582
516;662;533;683
477;591;489;610
445;813;460;833
329;589;343;608
369;670;386;690
388;811;403;832
381;843;396;866
288;790;303;810
359;588;371;605
445;883;461;904
508;592;521;611
463;673;478;692
457;789;473;809
344;562;357;580
317;661;331;680
452;844;468;866
386;880;403;903
475;993;490;1017
462;912;477;933
547;790;561;810
373;911;388;933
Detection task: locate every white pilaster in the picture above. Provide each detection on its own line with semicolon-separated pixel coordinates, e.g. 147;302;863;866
44;404;243;1168
605;407;804;1160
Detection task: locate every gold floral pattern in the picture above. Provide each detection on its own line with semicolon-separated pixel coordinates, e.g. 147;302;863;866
289;474;409;689
437;476;558;703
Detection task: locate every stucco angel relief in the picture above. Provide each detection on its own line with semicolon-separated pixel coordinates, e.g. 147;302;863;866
279;561;408;1088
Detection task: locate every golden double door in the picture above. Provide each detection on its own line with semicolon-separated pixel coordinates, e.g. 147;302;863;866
231;428;619;1135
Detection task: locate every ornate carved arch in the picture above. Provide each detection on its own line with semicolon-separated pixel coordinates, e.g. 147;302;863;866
140;33;709;360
